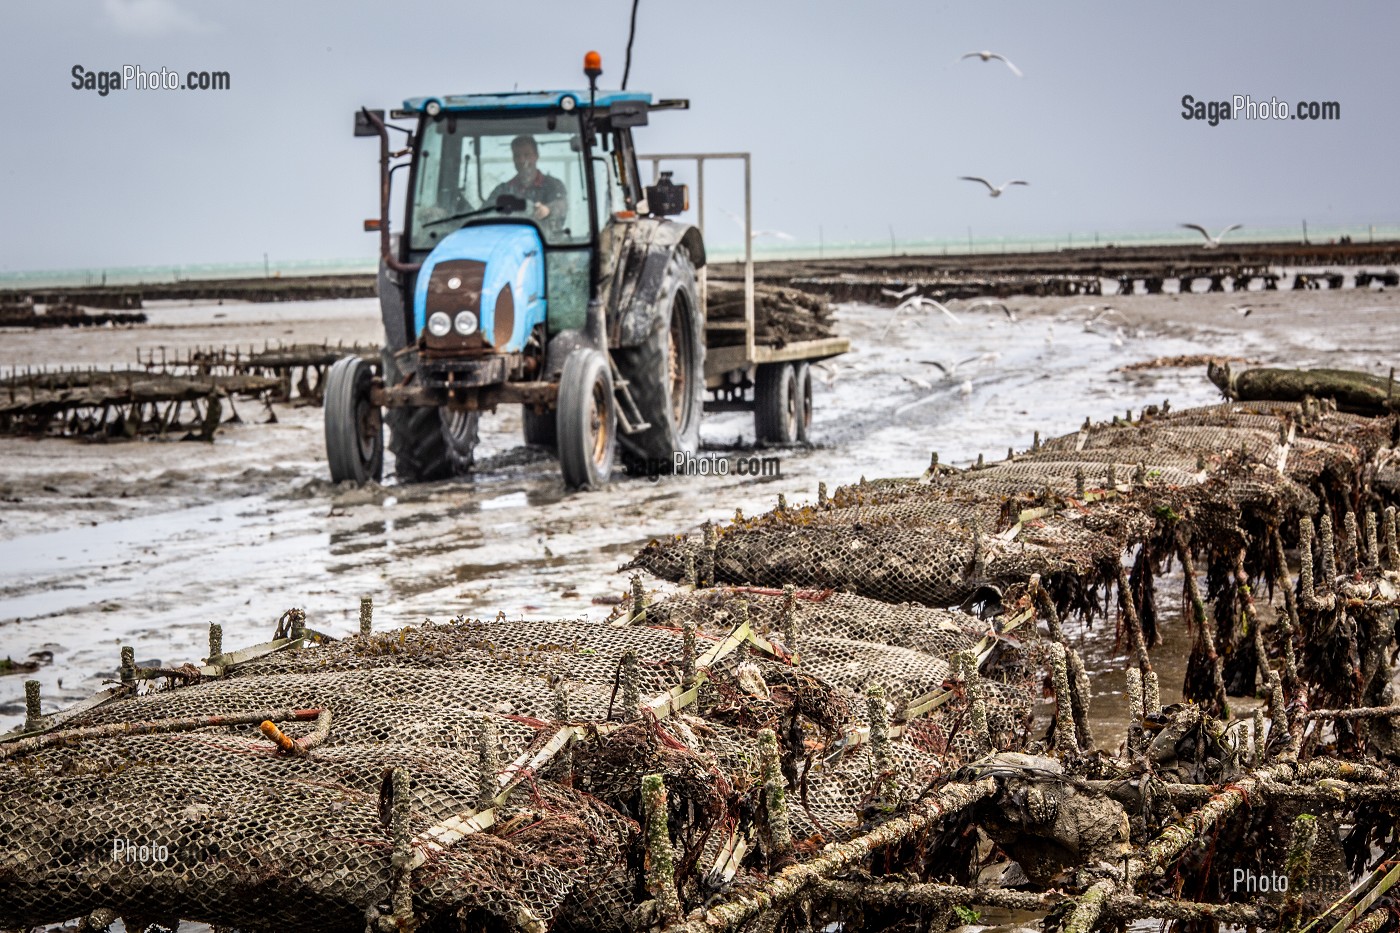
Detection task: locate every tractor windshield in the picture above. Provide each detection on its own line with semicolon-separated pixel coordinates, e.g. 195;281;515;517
409;111;590;251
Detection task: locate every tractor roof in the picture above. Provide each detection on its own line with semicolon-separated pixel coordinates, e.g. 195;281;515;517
401;89;652;114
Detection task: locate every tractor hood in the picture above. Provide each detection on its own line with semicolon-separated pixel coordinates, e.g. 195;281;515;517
413;224;546;355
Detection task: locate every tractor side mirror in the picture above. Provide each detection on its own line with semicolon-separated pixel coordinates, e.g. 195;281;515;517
354;109;385;137
644;172;688;217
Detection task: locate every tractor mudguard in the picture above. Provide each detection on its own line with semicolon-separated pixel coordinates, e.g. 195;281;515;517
607;219;705;349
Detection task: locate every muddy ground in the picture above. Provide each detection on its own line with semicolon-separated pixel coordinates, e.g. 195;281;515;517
1;285;1397;747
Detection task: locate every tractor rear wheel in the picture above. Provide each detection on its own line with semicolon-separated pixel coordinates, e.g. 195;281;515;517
381;350;479;483
613;249;703;468
754;362;799;445
793;361;814;443
324;356;383;484
557;349;616;489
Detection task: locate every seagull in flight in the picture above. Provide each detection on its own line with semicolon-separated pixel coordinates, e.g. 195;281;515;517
964;298;1018;321
961;176;1029;198
960;50;1023;77
881;285;919;300
720;208;794;241
880;295;961;338
1181;223;1242;248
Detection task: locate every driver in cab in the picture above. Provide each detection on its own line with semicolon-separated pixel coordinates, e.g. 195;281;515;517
489;135;567;232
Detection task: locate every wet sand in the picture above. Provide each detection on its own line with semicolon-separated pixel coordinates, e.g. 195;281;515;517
2;286;1397;745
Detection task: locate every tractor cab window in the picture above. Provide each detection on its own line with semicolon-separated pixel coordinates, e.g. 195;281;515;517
410;112;590;251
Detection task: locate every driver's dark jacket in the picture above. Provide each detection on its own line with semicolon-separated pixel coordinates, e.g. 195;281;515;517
489;170;567;219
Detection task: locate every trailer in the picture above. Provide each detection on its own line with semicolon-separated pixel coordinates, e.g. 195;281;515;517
641;152;850;445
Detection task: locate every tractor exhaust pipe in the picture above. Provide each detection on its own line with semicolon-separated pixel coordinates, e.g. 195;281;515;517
361;108;420;275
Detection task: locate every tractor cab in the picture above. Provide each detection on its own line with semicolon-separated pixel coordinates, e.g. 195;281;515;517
396;90;658;357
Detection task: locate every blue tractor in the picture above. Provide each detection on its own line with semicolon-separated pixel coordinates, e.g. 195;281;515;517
326;52;706;489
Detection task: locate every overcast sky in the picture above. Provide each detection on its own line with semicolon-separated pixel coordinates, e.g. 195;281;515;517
1;0;1396;272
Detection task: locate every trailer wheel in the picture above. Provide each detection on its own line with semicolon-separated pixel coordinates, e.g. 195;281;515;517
557;349;616;489
614;248;703;467
381;350;478;483
754;362;799;445
325;356;383;484
522;406;557;450
794;361;814;443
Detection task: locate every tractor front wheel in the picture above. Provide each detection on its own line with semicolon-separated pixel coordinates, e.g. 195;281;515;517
324;356;383;484
557;349;616;490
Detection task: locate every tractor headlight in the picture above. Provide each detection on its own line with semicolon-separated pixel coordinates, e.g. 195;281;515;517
424;100;442;117
427;311;452;337
453;311;479;336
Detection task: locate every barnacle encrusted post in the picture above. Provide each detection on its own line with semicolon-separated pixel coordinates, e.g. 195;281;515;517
1385;506;1398;572
642;773;681;923
1319;512;1338;584
289;607;307;643
1252;708;1267;766
1126;667;1145;753
1144;671;1161;717
23;680;42;733
621;650;641;721
866;684;898;806
1050;643;1079;755
758;728;793;861
1268;672;1289;755
681;620;698;691
207;623;223;663
120;646;135;686
1342;511;1360;572
360;596;373;636
1299;516;1316;604
780;584;799;656
388;767;417;931
701;520;717;589
630;574;647;623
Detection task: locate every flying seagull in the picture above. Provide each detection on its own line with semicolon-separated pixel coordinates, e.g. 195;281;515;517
960;50;1023;77
720;208;794;241
961;176;1029;198
880;295;961;339
965;298;1018;321
1181;223;1242;248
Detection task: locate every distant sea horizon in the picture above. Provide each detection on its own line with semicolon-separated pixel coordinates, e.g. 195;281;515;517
2;222;1396;290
